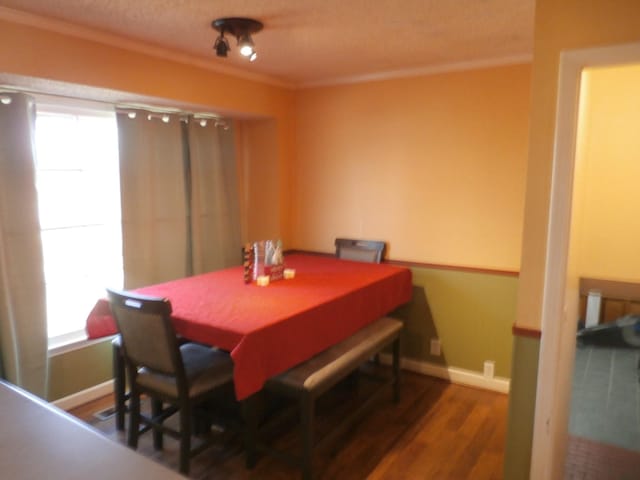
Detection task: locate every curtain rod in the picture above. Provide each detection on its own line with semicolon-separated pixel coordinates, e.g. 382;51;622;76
0;85;226;120
0;88;229;128
118;109;229;129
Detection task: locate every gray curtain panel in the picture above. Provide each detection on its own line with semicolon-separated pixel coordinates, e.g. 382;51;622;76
116;111;190;288
187;120;242;274
0;92;49;398
117;111;242;287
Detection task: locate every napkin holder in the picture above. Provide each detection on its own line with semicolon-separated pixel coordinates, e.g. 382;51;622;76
250;239;285;283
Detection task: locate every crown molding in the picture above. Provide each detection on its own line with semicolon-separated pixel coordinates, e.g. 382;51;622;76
298;54;533;89
0;6;294;90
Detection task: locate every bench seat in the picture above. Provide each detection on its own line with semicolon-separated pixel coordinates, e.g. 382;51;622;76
245;316;403;480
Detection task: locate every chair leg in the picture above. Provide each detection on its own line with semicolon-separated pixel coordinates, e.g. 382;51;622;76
242;394;260;469
179;403;192;475
128;390;141;449
151;397;164;450
300;393;315;480
112;340;127;431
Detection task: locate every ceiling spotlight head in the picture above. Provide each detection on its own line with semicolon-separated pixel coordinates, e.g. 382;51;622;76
214;33;230;57
211;17;263;61
237;33;254;57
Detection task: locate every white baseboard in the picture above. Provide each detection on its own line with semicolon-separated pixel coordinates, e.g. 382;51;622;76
379;354;510;394
51;355;510;411
52;379;114;411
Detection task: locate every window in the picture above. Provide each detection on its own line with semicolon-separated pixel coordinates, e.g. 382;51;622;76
34;102;123;347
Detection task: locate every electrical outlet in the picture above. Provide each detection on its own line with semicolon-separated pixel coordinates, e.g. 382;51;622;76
484;360;495;379
430;338;441;356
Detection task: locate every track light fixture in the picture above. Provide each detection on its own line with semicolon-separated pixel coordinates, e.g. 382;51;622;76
212;17;263;62
214;32;230;57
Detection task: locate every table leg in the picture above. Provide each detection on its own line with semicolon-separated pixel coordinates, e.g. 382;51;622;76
242;393;260;469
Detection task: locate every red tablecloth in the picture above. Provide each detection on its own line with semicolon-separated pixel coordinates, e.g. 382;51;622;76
86;253;412;399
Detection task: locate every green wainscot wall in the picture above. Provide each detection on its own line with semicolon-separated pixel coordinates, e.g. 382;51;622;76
394;265;519;378
503;334;540;480
48;338;113;402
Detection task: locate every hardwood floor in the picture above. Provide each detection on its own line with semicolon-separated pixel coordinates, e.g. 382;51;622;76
69;370;508;479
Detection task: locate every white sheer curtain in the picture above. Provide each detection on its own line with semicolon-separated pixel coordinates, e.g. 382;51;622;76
0;92;48;397
187;120;242;274
116;111;190;288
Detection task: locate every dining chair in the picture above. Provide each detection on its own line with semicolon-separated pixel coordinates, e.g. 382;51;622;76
334;238;386;263
112;333;192;431
335;238;387;366
106;288;235;475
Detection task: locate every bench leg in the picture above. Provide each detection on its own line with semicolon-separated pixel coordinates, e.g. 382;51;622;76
392;338;401;403
300;393;315;480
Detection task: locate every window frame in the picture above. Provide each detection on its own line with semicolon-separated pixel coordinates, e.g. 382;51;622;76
33;97;124;350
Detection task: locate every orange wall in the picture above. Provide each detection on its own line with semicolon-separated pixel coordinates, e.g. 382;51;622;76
294;64;531;270
573;64;640;282
236;118;288;242
0;17;295;247
0;16;531;269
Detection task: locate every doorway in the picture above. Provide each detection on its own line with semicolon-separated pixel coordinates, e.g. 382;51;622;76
565;64;640;477
530;42;640;480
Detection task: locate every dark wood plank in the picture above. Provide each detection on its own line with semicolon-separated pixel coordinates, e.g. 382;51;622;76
68;370;508;479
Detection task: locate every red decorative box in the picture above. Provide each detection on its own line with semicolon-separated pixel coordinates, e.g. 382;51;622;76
265;264;284;281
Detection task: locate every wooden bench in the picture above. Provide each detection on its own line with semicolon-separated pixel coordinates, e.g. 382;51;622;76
244;316;403;480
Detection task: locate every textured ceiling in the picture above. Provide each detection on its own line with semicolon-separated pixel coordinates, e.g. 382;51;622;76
0;0;534;87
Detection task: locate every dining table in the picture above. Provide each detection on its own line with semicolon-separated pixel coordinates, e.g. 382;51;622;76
86;253;413;400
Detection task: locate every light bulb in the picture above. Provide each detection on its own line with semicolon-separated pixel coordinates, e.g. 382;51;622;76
0;96;12;105
240;45;254;57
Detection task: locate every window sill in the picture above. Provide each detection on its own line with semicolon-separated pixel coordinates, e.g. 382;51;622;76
48;332;115;356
